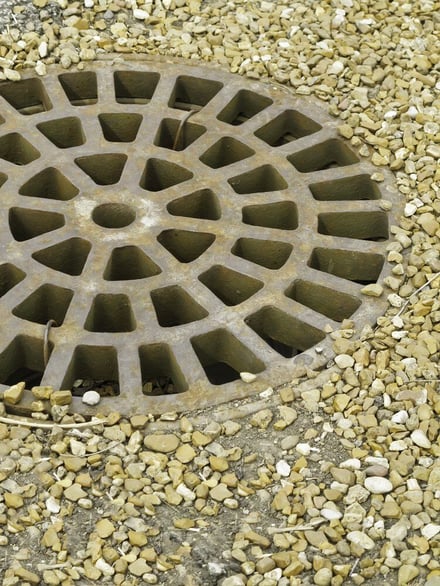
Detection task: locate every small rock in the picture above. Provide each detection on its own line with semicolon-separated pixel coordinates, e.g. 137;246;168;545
410;429;432;449
276;460;291;477
210;483;233;502
82;390;101;406
346;531;375;550
314;567;333;585
361;284;383;297
364;476;393;494
334;354;355;369
240;371;257;383
144;433;180;453
398;565;419;584
64;484;87;502
4;382;25;405
50;390;72;406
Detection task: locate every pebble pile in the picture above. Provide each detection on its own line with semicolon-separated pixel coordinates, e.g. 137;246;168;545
0;0;439;584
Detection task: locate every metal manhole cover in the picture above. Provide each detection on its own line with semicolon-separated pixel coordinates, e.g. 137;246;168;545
0;56;399;416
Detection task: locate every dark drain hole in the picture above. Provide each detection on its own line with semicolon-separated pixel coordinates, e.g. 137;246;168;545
37;117;85;149
245;306;325;357
85;294;136;333
92;203;136;229
114;70;160;104
99;113;143;142
9;208;65;241
167;189;221;220
32;238;91;276
200;137;254;168
140;158;193;191
158;230;215;263
309;248;384;284
191;329;265;386
318;212;389;241
255;109;322;146
13;284;73;326
19;167;79;201
155;118;206;151
62;345;119;395
309;174;381;201
0;133;40;165
139;344;187;395
0;78;52;115
228;164;287;194
75;154;127;185
169;75;223;111
285;280;361;322
0;263;26;298
242;201;298;230
199;265;263;306
104;246;161;281
58;71;98;106
287;139;359;173
0;336;50;389
217;89;272;126
151;285;208;327
232;238;292;270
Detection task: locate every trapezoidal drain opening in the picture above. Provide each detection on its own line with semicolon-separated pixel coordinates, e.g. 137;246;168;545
0;60;398;415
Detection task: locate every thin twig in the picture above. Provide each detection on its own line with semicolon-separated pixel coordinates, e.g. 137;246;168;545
61;440;122;458
267;519;326;534
349;558;360;576
43;319;57;367
0;415;106;429
396;271;440;317
172;109;196;150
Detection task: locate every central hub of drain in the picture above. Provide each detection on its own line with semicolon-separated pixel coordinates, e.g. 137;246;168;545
0;58;399;415
92;203;136;229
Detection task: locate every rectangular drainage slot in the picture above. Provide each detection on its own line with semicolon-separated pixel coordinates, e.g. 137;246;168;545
217;90;272;125
62;345;119;396
58;72;98;106
0;78;52;115
309;174;381;201
255;110;322;146
285;280;361;322
139;344;188;395
84;294;136;333
228;164;287;194
309;248;385;284
114;71;160;104
287;139;359;173
0;263;26;298
169;76;223;111
198;265;263;306
318;212;389;241
242;201;298;230
12;284;73;326
0;335;49;388
151;285;208;327
191;329;265;385
246;306;325;358
154;118;206;151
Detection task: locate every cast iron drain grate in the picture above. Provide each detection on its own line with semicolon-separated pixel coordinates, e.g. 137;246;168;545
0;57;399;416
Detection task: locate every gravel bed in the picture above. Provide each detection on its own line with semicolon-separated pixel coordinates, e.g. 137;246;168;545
0;0;439;585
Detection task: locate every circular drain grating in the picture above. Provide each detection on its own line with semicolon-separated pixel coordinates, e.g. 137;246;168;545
0;57;399;416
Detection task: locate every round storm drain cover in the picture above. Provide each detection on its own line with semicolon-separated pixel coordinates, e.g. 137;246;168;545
0;57;399;416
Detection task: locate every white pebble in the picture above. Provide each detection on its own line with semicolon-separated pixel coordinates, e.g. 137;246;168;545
133;8;149;19
259;387;273;398
410;429;432;449
296;443;311;456
240;372;257;383
321;508;342;520
334;354;355;369
340;458;361;470
327;60;344;75
387;293;403;308
38;41;48;58
391;410;409;424
276;460;291;477
95;558;115;576
404;202;417;217
46;496;60;514
347;530;375;550
84;0;94;6
82;390;101;406
364;476;393;494
421;523;440;540
176;483;196;501
389;440;407;451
